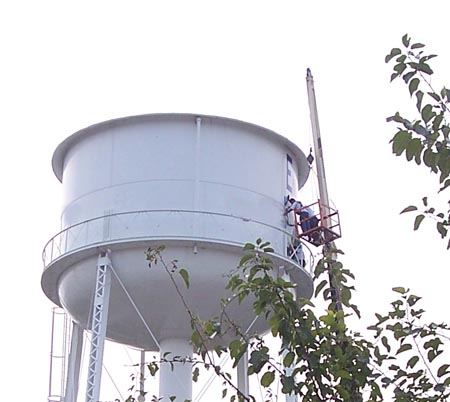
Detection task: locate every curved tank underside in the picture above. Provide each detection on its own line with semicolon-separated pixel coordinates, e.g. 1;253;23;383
42;238;312;351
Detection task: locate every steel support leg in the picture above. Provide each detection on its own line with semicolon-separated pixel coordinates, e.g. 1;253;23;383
237;351;249;399
85;251;112;402
280;268;297;402
139;350;146;401
65;322;83;402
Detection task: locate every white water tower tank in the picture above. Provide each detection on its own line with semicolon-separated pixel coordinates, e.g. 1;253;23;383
41;113;313;401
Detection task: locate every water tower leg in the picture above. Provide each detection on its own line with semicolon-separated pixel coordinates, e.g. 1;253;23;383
280;267;298;402
159;339;193;402
139;350;146;400
85;251;112;402
237;351;249;398
65;322;83;402
283;337;298;401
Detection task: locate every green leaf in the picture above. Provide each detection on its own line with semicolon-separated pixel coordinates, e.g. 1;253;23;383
320;311;336;326
283;352;295;367
400;205;417;214
421;104;434;123
281;375;295;395
390;72;400;82
385;48;401;63
192;367;200;382
179;268;190;288
414;214;425;230
432;113;444;131
314;279;328;298
393;287;407;294
387;112;405;123
402;34;410;48
438;364;450;377
421;55;438;63
336;385;350;400
428;349;442;362
440;178;450;191
350;303;361;318
229;340;247;366
191;330;201;347
336;370;352;380
405;138;423;162
407;356;419;368
410;62;433;75
394;63;406;75
297;297;314;307
392;130;411;156
249;349;269;373
147;362;159;376
381;336;391;352
424;149;437;171
396;343;412;354
422;197;428;207
260;371;275;387
402;71;415;84
409;78;420;96
239;253;254;266
437;222;447;238
416;90;424;111
411;43;425;49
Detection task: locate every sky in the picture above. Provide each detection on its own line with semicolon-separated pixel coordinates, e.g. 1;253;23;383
1;1;449;401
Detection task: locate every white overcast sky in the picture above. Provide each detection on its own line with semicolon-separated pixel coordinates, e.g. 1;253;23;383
1;1;449;401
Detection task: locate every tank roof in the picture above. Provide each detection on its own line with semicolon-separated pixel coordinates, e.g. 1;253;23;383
52;113;310;188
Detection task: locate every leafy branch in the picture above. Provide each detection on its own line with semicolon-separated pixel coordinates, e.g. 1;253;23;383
137;240;380;402
386;34;450;248
368;287;450;401
143;245;254;402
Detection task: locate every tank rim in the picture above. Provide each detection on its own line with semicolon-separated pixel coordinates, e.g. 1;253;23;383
51;113;310;189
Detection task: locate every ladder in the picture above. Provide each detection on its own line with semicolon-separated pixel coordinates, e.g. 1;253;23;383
47;307;71;402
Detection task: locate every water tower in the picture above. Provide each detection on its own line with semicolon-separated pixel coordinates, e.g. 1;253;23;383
42;113;314;402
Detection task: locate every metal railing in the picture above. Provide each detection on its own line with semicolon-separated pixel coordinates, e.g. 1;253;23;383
43;209;315;274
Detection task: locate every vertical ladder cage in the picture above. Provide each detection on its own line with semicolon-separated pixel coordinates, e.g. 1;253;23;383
48;307;71;402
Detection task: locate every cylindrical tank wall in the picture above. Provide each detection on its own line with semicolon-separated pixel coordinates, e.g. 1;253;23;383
59;115;304;222
55;115;307;249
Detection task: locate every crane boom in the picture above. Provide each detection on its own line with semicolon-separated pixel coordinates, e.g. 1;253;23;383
306;68;342;310
306;68;332;222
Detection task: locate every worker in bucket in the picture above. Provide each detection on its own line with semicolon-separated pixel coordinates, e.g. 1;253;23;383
284;197;303;216
285;198;320;243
